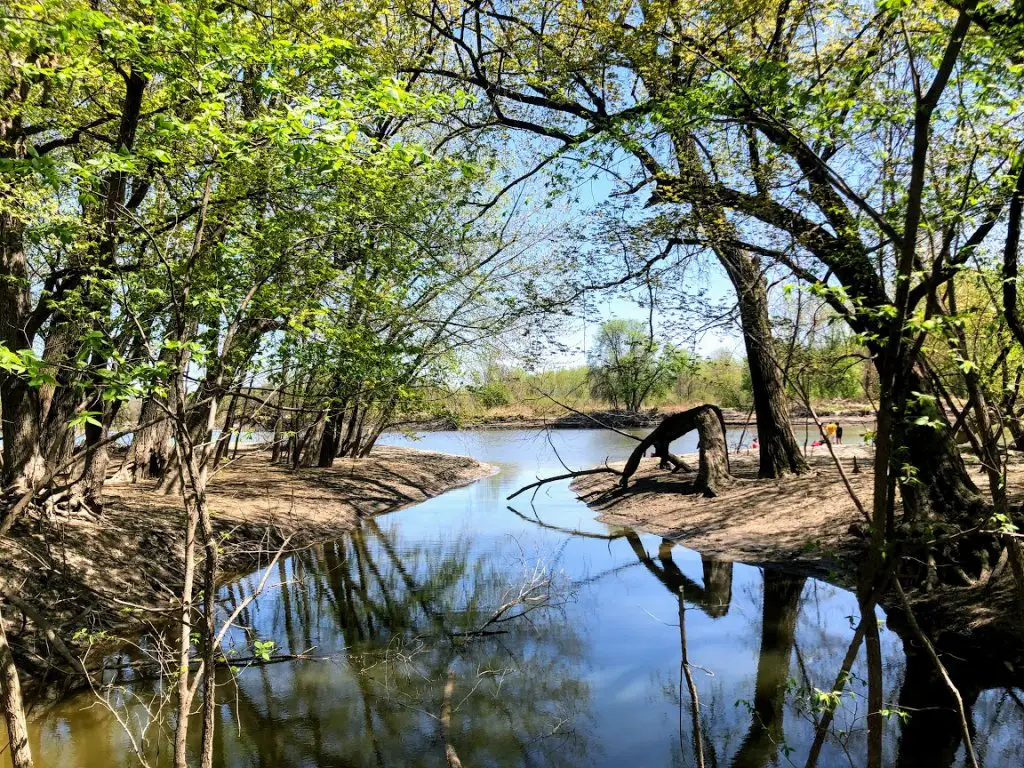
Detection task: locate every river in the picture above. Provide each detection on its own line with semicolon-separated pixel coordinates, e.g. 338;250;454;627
13;429;1024;767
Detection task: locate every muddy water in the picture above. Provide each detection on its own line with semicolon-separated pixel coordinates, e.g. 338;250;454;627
12;429;1024;767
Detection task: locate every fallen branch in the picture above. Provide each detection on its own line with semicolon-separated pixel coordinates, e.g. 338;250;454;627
506;466;621;500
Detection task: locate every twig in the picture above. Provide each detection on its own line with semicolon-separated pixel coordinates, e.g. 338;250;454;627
506;467;621;500
678;587;705;768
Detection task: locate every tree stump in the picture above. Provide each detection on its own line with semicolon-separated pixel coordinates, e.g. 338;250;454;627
619;404;732;497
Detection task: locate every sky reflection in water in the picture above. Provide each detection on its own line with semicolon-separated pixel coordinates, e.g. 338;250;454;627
17;428;1024;768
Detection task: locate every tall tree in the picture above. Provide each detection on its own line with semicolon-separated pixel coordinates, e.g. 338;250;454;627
399;0;808;477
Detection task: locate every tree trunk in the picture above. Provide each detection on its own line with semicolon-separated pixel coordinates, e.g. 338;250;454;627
700;556;734;618
76;401;110;513
1;99;46;494
132;397;172;481
895;367;986;527
675;135;806;479
0;220;45;492
719;244;807;478
318;407;344;468
271;356;289;464
339;398;361;458
620;404;732;496
0;378;45;494
212;393;240;470
0;602;33;768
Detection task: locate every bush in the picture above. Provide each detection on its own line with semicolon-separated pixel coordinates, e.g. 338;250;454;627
469;380;512;408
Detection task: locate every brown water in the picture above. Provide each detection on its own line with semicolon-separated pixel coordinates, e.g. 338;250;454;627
9;429;1023;767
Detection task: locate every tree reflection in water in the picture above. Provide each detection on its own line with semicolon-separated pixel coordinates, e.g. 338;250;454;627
16;504;1024;768
199;518;591;768
638;536;1024;768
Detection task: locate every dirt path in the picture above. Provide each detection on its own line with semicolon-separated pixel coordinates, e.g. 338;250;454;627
0;447;494;675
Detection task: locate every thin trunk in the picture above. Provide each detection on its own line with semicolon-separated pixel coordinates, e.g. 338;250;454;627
231;376;254;461
863;604;884;768
212;393;239;470
271;355;289;464
173;451;199;768
0;602;33;768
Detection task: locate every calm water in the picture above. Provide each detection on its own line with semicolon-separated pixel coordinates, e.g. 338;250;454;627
14;429;1023;767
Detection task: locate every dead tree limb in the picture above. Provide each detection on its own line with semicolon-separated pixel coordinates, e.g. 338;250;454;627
506;467;621;500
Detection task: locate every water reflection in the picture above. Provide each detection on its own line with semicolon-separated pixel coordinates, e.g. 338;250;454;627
9;429;1024;767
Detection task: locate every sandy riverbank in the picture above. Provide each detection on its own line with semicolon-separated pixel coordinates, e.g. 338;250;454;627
0;446;494;682
571;443;1024;652
571;444;875;569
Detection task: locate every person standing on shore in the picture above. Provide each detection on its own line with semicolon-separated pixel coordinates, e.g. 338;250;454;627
836;423;844;445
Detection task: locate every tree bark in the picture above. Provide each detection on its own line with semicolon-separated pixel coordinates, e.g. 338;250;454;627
724;245;808;478
318;406;344;468
0;216;45;492
675;136;806;479
620;404;732;496
0;602;33;768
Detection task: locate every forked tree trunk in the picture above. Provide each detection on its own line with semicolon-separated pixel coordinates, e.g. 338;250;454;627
620;404;732;496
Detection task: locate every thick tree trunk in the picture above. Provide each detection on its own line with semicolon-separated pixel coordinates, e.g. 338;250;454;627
894;639;980;768
719;244;807;478
694;407;731;496
0;379;45;493
620;404;732;496
0;214;45;493
700;556;734;618
0;602;33;768
896;368;986;526
38;324;76;467
318;407;344;468
131;397;172;481
76;404;110;513
674;136;805;479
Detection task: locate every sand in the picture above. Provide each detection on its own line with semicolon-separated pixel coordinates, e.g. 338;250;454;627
571;444;877;569
0;446;495;670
